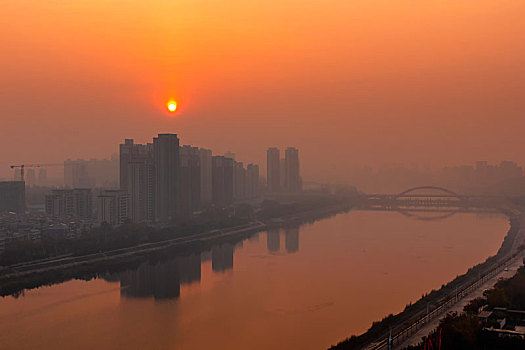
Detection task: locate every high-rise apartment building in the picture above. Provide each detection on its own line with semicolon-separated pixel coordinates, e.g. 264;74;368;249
224;151;236;160
245;164;259;198
473;160;523;186
97;190;129;226
0;181;25;214
13;169;22;181
38;168;47;185
234;161;246;200
117;134;263;221
199;148;213;203
266;147;280;193
64;159;90;187
65;156;118;188
153;134;181;222
26;169;36;186
499;161;523;179
284;147;301;192
212;156;234;206
280;158;286;190
180;145;201;217
119;139;154;223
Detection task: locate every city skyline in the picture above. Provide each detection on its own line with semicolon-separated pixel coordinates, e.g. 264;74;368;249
2;1;525;348
5;138;525;186
7;152;525;194
3;1;525;184
115;133;265;224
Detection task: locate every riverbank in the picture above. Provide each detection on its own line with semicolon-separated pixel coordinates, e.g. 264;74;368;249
397;255;525;349
0;200;352;297
329;211;525;350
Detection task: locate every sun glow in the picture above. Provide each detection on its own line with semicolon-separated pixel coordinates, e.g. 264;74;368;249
166;100;177;112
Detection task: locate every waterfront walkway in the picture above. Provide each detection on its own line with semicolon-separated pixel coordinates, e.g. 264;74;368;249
396;254;524;348
365;214;525;350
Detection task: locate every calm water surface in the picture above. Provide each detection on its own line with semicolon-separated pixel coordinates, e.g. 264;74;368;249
0;211;509;350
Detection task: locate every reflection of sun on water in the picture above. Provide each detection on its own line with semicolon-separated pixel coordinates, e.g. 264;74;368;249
166;100;177;112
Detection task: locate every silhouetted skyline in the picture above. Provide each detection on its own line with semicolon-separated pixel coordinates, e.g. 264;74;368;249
3;1;525;184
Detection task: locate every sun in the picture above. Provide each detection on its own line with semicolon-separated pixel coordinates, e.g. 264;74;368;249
166;100;177;112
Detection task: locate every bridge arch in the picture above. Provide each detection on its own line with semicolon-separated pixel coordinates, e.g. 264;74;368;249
396;209;458;221
395;186;461;199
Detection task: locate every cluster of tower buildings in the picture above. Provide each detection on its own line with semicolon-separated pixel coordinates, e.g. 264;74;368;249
441;161;524;188
112;227;300;300
1;135;303;230
64;156;119;188
98;133;261;225
13;168;48;187
266;147;302;193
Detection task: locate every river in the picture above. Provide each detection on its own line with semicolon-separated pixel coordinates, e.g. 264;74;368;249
0;210;509;350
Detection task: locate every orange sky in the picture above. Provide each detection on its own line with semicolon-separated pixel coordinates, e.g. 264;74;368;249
2;0;525;182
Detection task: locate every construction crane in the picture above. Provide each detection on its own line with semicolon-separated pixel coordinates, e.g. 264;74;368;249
10;164;63;182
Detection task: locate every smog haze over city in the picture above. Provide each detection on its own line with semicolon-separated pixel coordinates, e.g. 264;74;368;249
2;1;525;350
3;1;525;188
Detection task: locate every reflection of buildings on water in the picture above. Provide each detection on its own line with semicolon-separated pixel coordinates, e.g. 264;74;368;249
248;232;260;243
119;254;201;300
100;272;120;283
120;260;180;299
235;240;244;249
103;227;300;300
266;227;300;253
267;229;280;253
178;254;201;284
201;250;212;262
285;227;299;253
212;243;234;272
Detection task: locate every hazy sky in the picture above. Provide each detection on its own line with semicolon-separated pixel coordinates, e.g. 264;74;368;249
2;0;525;182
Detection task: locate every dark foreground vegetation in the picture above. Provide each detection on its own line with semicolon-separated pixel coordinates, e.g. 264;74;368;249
405;265;525;350
329;215;522;350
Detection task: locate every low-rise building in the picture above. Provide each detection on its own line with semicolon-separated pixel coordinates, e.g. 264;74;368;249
45;189;93;219
97;190;129;226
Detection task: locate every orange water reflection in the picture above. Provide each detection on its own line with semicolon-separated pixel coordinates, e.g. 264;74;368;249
0;211;508;350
